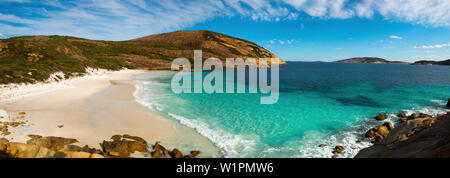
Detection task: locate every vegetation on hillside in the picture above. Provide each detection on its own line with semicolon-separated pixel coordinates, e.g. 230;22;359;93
0;36;134;84
0;30;282;85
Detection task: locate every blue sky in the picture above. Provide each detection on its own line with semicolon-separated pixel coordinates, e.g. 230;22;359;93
1;0;449;62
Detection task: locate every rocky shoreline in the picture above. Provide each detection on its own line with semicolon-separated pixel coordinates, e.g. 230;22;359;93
0;134;201;158
1;111;201;158
355;111;449;158
325;98;450;158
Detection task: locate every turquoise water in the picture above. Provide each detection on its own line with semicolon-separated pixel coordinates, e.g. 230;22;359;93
135;62;450;158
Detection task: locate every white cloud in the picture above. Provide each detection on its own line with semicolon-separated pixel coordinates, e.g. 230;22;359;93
286;13;299;20
267;39;295;45
389;35;403;39
375;0;450;27
355;0;374;18
0;0;450;40
0;0;229;40
284;0;450;27
283;0;354;18
414;43;450;49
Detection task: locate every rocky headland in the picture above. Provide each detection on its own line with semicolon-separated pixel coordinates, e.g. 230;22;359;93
325;98;450;158
353;99;450;158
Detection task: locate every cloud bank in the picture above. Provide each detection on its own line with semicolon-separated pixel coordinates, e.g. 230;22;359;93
0;0;449;40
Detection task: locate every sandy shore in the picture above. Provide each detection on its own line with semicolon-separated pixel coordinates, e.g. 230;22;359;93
0;69;221;157
0;70;177;146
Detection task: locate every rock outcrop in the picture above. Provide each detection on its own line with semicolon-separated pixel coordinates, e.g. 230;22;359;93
359;121;395;143
5;142;56;158
150;142;168;158
333;145;344;154
447;98;450;108
382;122;394;131
26;135;79;150
0;135;104;158
374;113;387;121
101;134;149;157
0;138;9;158
190;151;201;157
355;113;450;158
54;151;103;158
1;134;202;158
171;149;184;158
406;113;432;120
364;125;390;143
407;113;418;120
149;142;200;158
397;113;407;118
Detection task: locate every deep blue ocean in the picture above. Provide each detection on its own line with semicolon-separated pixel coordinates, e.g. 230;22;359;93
135;62;450;158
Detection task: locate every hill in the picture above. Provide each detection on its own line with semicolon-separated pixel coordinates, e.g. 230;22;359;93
335;57;408;64
0;30;284;84
412;59;450;66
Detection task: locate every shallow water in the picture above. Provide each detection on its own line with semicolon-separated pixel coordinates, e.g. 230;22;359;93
134;62;450;158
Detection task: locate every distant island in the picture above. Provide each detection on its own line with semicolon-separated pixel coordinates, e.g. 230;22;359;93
412;59;450;66
335;57;409;64
335;57;450;66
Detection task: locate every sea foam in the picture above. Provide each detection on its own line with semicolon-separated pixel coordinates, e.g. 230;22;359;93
292;100;449;158
167;112;259;158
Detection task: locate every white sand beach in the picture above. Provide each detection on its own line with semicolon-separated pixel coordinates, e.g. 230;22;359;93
0;69;220;157
0;69;175;145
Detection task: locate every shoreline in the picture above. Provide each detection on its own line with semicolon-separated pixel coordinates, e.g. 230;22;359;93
355;111;450;158
132;71;223;158
327;102;449;158
0;69;220;157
